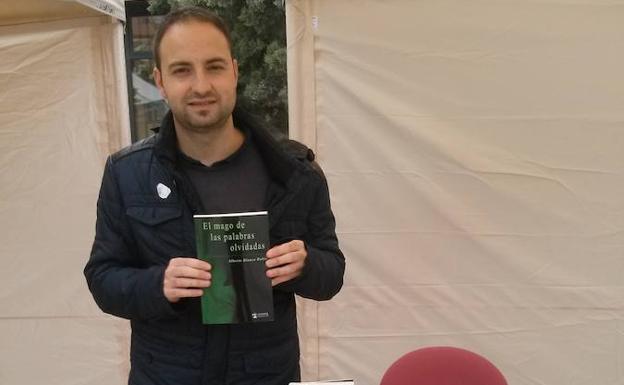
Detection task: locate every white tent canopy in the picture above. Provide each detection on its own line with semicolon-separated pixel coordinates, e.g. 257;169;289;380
75;0;125;21
0;1;129;384
0;0;125;25
287;1;624;384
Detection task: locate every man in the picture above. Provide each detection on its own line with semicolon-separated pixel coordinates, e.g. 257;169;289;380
84;7;344;385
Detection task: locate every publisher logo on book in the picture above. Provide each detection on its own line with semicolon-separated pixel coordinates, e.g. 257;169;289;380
251;312;270;320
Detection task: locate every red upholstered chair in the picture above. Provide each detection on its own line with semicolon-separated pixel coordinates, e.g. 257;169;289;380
380;346;507;385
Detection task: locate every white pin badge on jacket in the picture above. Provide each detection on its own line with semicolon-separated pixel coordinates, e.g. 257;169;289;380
156;183;171;199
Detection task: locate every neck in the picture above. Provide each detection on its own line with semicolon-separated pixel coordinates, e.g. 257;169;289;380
174;116;244;166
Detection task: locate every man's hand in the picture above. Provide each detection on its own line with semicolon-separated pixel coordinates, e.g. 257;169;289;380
265;240;307;286
163;257;211;303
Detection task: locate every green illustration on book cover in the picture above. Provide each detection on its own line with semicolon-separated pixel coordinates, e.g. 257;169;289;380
194;211;274;324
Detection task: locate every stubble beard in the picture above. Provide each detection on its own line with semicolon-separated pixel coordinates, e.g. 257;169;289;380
173;96;235;134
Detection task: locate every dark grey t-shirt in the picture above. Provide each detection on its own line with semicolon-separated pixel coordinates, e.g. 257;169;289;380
178;133;270;214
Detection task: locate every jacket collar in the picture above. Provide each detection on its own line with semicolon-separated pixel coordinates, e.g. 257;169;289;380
152;111;178;167
153;108;298;185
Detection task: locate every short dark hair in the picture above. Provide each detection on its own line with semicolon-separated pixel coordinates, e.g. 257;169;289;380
153;6;233;70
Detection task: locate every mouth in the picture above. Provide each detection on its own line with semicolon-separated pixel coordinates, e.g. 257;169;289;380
187;100;217;107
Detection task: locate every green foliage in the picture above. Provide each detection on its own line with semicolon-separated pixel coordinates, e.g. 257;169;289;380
147;0;288;135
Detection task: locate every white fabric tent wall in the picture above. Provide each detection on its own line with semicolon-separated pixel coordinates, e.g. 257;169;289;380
287;1;624;384
0;1;130;384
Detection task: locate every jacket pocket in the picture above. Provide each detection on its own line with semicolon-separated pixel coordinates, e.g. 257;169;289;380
241;335;299;375
131;324;204;369
125;205;186;262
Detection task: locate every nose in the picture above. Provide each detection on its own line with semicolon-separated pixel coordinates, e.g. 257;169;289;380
192;70;214;96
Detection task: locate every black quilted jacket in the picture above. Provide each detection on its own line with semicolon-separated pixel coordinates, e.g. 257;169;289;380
84;109;345;385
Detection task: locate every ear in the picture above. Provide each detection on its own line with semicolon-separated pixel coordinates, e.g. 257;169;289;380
153;66;167;100
232;59;239;84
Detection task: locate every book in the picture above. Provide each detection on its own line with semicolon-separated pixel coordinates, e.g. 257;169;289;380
194;211;273;324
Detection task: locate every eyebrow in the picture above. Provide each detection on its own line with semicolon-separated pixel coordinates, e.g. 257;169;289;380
167;58;229;70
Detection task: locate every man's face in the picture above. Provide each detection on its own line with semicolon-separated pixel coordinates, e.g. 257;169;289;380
154;21;238;134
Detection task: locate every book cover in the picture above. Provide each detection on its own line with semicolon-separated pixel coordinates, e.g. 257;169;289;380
194;211;274;324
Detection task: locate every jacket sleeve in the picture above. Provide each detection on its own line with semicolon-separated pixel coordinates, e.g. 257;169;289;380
277;172;345;300
84;157;177;320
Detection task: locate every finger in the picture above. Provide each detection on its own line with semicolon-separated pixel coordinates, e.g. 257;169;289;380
167;265;212;281
168;277;211;290
265;250;306;269
169;257;211;271
266;261;304;279
266;240;302;257
266;240;304;259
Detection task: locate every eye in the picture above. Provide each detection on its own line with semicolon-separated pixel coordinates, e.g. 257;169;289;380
208;64;225;71
172;67;190;75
